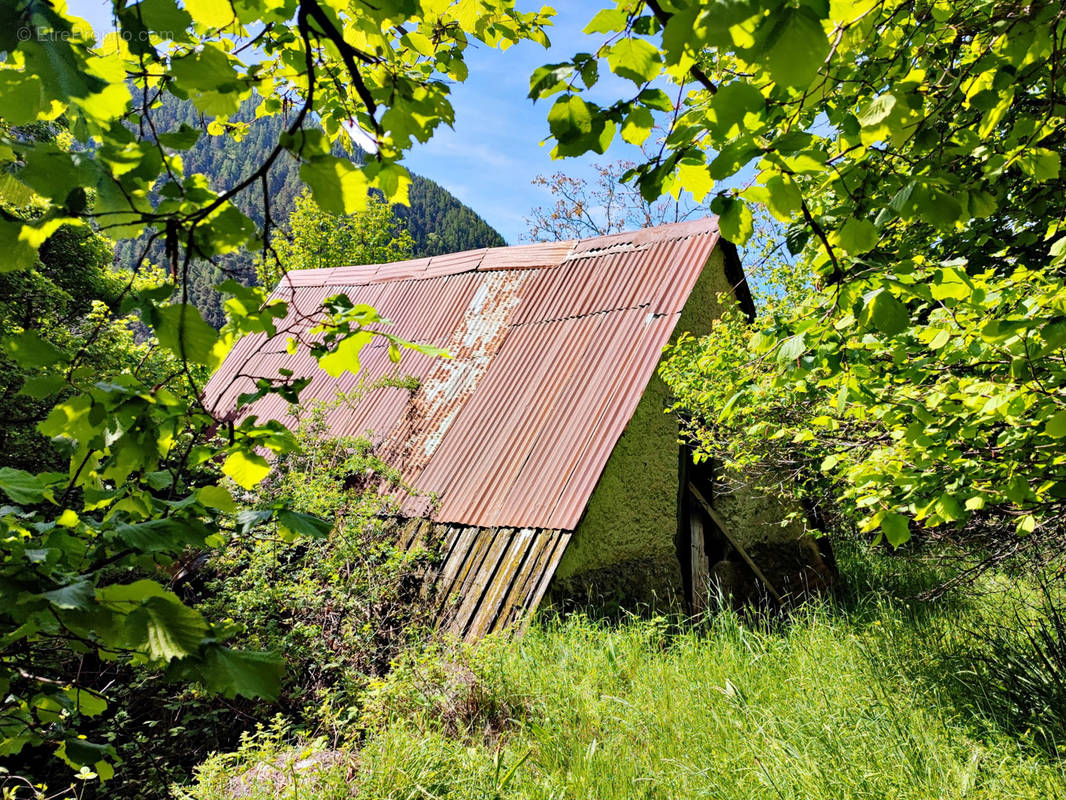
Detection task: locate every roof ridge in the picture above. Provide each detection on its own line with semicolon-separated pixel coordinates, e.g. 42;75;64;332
279;217;718;289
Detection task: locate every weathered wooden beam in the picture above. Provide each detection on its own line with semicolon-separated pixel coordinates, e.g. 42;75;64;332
519;530;571;635
690;511;710;614
687;481;784;605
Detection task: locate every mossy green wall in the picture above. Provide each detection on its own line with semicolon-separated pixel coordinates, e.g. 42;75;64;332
552;248;732;603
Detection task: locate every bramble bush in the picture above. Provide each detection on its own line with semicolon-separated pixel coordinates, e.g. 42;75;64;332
201;396;443;730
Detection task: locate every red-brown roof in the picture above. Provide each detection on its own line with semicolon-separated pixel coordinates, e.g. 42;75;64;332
204;217;723;530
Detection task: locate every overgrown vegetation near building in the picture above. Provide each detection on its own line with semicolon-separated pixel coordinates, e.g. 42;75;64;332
179;543;1066;800
5;399;443;799
539;1;1066;562
201;401;442;717
0;0;538;772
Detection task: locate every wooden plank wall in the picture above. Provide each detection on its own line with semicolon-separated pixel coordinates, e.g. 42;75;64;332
397;519;571;640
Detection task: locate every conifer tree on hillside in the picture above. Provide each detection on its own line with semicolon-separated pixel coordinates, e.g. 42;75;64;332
395;175;506;256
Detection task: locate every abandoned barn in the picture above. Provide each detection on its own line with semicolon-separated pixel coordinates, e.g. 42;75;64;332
204;218;831;639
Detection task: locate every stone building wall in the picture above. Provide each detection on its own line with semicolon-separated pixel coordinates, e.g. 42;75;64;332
550;247;732;606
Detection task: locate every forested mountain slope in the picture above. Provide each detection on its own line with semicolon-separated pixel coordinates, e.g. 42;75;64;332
113;96;505;325
395;175;504;257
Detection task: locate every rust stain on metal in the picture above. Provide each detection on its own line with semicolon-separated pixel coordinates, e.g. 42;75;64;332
378;268;530;477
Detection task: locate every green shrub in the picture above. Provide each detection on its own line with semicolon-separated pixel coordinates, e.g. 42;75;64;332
358;639;522;741
200;399;442;727
21;396;442;799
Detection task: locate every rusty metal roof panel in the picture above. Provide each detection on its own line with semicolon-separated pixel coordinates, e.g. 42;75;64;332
504;222;719;328
204;217;725;532
418;313;599;526
422;248;487;277
570;216;718;255
280;267;335;288
478;240;575;270
547;314;680;529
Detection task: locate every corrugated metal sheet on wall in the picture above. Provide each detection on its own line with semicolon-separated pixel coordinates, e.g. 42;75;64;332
203;217;724;637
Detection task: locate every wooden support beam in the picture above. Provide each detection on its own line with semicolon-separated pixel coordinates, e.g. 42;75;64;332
690;511;709;614
687;481;784;605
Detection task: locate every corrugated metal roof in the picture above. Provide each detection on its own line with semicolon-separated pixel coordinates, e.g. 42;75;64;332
203;217;722;532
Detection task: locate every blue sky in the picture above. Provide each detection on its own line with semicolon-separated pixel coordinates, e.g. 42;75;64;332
397;3;651;242
67;1;652;244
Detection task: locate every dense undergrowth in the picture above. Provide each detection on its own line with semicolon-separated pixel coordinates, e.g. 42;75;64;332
8;411;442;800
179;542;1066;799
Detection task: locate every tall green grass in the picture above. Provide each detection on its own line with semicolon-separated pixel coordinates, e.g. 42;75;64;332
183;543;1066;799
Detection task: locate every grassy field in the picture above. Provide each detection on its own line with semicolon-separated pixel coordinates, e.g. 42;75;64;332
181;543;1066;799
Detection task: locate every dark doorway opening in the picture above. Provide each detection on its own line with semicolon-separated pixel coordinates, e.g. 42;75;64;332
677;445;728;614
